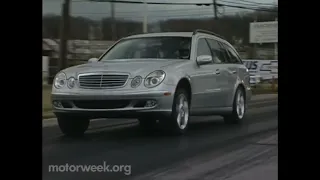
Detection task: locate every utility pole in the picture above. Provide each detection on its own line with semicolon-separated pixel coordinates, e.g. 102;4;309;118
100;19;104;40
59;0;70;71
111;2;117;40
213;0;218;20
142;0;148;33
274;17;278;60
253;17;258;59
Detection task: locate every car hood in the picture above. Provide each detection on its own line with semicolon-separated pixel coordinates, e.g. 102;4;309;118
64;59;186;78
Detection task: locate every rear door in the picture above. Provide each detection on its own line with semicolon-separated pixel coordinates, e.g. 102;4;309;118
220;43;247;106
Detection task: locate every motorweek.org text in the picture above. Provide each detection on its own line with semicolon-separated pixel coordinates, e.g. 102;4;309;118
48;161;131;175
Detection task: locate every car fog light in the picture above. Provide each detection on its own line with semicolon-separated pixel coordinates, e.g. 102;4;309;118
145;100;157;107
52;101;62;108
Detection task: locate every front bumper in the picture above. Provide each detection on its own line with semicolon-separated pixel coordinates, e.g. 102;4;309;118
51;90;174;119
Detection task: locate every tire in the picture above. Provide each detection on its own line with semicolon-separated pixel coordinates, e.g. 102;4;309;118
224;87;246;124
57;115;90;137
161;88;190;135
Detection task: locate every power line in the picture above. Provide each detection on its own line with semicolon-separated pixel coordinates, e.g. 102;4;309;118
45;8;270;20
238;0;277;6
69;6;255;16
73;0;213;5
217;3;277;12
72;11;240;17
67;10;257;21
72;0;277;13
46;8;250;21
72;8;223;15
72;0;278;7
44;9;259;19
219;0;277;8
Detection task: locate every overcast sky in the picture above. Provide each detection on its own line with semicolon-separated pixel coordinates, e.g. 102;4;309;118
43;0;278;21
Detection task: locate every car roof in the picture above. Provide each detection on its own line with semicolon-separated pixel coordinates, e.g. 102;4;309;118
123;31;228;44
124;32;194;39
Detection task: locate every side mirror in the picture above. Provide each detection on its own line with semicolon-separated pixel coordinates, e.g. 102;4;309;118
88;57;98;63
196;55;212;66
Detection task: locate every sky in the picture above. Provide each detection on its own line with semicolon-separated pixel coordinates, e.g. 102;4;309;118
43;0;278;22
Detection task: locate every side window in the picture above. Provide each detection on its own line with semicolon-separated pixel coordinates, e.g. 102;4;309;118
218;42;232;63
206;38;228;63
224;44;242;64
197;38;212;57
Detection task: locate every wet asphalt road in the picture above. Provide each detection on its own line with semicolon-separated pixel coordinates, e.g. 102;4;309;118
42;100;277;180
133;131;278;180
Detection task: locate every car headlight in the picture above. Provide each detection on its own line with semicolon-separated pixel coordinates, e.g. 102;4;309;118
67;77;76;89
144;70;166;88
131;76;142;88
54;72;67;89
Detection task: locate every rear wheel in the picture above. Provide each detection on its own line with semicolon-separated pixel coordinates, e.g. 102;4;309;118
161;88;190;135
224;87;246;124
57;115;90;137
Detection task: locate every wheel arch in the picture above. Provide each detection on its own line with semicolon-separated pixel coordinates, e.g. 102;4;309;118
229;81;247;106
174;77;192;105
237;83;246;100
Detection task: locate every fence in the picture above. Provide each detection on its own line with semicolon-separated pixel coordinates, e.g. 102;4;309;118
242;59;278;80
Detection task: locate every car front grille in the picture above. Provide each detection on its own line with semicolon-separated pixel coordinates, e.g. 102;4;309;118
78;73;129;89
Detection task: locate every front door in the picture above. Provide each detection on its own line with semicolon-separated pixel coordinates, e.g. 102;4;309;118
191;38;223;109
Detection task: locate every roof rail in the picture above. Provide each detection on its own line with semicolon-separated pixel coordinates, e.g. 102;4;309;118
192;29;225;40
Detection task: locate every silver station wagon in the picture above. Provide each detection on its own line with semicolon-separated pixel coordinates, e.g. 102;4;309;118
51;29;252;136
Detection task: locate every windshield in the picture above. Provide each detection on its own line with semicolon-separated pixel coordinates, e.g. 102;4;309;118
100;36;191;61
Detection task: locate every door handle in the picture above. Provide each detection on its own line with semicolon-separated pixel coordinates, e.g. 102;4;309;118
230;70;237;74
215;69;220;75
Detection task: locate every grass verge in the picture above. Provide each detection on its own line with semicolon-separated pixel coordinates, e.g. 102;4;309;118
251;83;278;95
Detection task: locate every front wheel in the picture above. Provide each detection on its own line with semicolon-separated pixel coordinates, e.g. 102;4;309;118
224;87;246;124
57;115;90;137
161;88;190;135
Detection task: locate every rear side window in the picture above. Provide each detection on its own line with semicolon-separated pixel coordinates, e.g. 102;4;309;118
206;38;228;63
223;44;242;64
